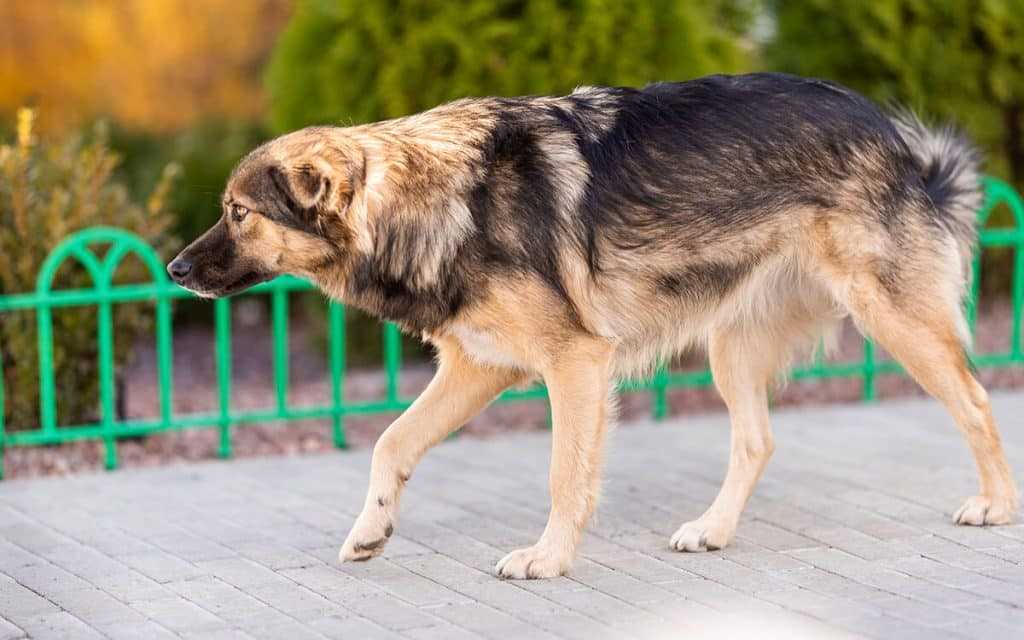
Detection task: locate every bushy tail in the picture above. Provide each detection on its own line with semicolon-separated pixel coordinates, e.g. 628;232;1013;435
890;109;984;265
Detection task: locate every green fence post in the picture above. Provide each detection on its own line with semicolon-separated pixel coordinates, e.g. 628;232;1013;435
36;302;57;434
215;298;233;458
0;339;5;481
862;339;876;402
156;292;174;427
967;249;982;336
1013;236;1023;360
97;297;118;470
328;302;347;448
651;364;669;420
384;322;401;406
272;283;290;415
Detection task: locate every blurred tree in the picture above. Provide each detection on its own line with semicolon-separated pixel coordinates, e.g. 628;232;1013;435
267;0;759;131
0;0;291;134
767;0;1024;186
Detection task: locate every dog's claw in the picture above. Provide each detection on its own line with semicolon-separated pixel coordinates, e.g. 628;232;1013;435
496;545;570;579
954;496;1014;526
339;511;395;563
670;518;733;552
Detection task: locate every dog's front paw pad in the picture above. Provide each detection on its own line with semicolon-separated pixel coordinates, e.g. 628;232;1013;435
495;545;569;579
954;496;1015;526
670;519;732;552
338;515;394;563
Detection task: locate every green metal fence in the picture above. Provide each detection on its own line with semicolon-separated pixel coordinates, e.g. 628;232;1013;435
1;177;1022;479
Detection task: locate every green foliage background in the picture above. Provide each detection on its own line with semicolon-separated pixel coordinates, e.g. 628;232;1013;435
266;0;758;130
767;0;1024;186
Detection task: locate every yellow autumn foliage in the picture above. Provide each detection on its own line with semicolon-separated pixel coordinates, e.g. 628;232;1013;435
0;0;291;134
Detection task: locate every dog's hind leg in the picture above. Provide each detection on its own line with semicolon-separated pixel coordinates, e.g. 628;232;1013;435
496;335;614;579
671;322;789;552
841;271;1018;525
339;337;525;562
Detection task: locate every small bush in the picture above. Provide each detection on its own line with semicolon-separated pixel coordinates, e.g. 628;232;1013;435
0;109;178;428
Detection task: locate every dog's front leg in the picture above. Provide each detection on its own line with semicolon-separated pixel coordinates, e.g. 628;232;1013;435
496;336;614;579
340;339;523;562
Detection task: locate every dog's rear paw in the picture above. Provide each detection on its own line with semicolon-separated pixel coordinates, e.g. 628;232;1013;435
495;544;570;579
338;513;394;563
954;495;1016;526
670;517;734;552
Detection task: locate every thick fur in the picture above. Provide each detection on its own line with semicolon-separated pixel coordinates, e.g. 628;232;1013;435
170;72;1017;579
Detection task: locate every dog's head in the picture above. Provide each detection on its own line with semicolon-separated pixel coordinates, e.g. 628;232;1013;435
167;128;363;297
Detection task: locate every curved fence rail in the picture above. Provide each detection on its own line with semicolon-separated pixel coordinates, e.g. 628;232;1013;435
1;178;1022;478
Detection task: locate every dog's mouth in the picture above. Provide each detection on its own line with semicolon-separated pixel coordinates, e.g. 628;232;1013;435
186;270;275;299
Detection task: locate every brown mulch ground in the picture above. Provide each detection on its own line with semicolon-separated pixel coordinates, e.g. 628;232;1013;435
4;299;1022;480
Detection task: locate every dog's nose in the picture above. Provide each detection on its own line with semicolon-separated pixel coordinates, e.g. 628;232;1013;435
167;258;192;281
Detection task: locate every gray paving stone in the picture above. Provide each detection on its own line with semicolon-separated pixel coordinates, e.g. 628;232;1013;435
308;615;405;639
278;565;385;602
195;558;292;589
246;582;348;620
2;561;93;596
580;575;678;607
430;602;547;637
397;553;494;586
101;620;179;640
8;611;104;640
0;542;40;573
47;588;148;627
542;587;650;625
449;580;567;617
784;547;874;576
118;550;204;584
531;609;629;640
345;595;444;631
0;619;23;640
371;573;474;607
131;597;227;633
402;622;483;640
0;577;60;619
245;620;328;640
0;523;72;555
1;392;1023;639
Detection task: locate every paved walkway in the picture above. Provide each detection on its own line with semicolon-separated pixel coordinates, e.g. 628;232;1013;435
2;394;1024;640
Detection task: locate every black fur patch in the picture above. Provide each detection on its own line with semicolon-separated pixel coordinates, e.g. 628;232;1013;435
471;110;575;307
656;261;754;303
233;163;322;235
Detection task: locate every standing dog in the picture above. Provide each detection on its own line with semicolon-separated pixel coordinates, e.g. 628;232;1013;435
169;73;1017;579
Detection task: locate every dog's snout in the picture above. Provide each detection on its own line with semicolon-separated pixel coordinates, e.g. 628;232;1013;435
167;257;192;281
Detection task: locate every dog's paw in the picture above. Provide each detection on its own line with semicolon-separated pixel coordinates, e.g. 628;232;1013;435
670;517;734;552
495;544;571;579
953;495;1016;526
338;510;394;563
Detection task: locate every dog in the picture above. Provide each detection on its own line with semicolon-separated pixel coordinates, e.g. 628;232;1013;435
169;72;1018;579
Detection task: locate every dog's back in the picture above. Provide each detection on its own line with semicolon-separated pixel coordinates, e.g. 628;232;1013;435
433;73;978;379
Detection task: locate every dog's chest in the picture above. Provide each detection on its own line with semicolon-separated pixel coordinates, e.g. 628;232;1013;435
449;323;522;369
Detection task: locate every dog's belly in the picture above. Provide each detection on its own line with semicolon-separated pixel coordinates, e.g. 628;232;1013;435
449;323;526;370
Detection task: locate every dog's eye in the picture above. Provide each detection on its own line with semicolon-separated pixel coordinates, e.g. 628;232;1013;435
231;205;249;222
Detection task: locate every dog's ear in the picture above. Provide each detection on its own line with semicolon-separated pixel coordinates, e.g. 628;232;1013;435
260;165;331;233
291;165;327;208
265;161;360;227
